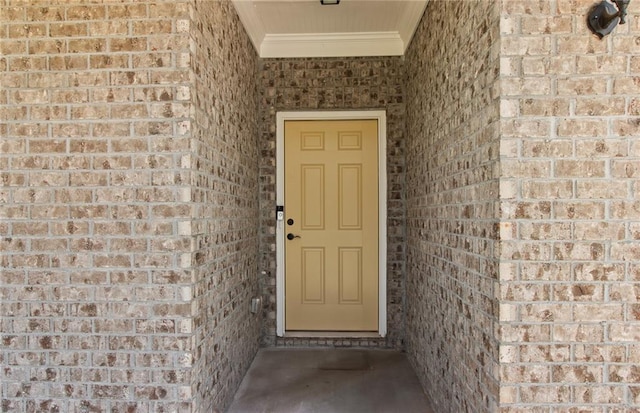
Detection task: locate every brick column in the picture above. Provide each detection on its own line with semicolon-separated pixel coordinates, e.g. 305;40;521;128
0;1;259;411
499;0;640;409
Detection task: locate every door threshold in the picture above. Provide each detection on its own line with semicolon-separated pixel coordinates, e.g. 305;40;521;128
284;331;381;338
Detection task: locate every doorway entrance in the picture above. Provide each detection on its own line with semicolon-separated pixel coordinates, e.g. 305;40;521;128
284;119;379;331
276;111;387;337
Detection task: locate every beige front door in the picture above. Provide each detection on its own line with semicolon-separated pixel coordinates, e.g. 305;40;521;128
284;119;379;331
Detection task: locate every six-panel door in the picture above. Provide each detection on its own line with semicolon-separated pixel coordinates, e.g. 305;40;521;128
284;119;379;331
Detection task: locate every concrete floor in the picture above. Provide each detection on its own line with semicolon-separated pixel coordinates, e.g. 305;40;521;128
226;348;435;413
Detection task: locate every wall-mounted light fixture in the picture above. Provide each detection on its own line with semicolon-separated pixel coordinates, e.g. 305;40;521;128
587;0;630;38
320;0;340;5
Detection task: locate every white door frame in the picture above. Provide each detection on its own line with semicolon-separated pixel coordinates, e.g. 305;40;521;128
276;110;387;337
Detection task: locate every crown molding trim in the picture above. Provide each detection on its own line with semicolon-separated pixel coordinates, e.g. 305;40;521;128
232;0;266;52
260;31;403;58
398;1;428;53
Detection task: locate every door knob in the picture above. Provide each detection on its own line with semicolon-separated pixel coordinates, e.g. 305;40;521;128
287;233;301;240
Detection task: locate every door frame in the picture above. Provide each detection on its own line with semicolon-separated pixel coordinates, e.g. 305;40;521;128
275;110;387;337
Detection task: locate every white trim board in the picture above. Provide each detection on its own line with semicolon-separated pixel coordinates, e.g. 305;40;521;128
275;110;388;338
261;32;403;58
231;1;428;58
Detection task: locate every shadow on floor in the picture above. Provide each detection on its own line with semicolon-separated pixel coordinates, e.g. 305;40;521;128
227;348;435;413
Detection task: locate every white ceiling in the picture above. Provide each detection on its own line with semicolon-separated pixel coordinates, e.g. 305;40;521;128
232;0;428;58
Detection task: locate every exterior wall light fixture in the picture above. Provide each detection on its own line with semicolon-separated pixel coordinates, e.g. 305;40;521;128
588;0;630;38
320;0;340;4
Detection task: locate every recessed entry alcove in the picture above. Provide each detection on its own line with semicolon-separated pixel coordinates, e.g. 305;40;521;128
1;1;638;412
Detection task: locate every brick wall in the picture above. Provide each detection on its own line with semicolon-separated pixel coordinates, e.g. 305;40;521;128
405;1;502;412
4;0;639;411
0;1;259;411
189;1;260;411
406;0;640;411
499;0;640;410
0;2;193;411
257;57;406;348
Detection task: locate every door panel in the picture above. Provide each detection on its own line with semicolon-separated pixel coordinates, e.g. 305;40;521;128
285;119;378;331
302;247;325;304
339;247;362;304
301;165;325;230
338;164;362;229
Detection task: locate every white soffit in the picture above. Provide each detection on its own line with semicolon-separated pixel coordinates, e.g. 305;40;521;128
232;0;428;58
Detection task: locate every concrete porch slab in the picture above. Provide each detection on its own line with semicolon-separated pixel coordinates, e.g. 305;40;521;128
226;348;435;413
